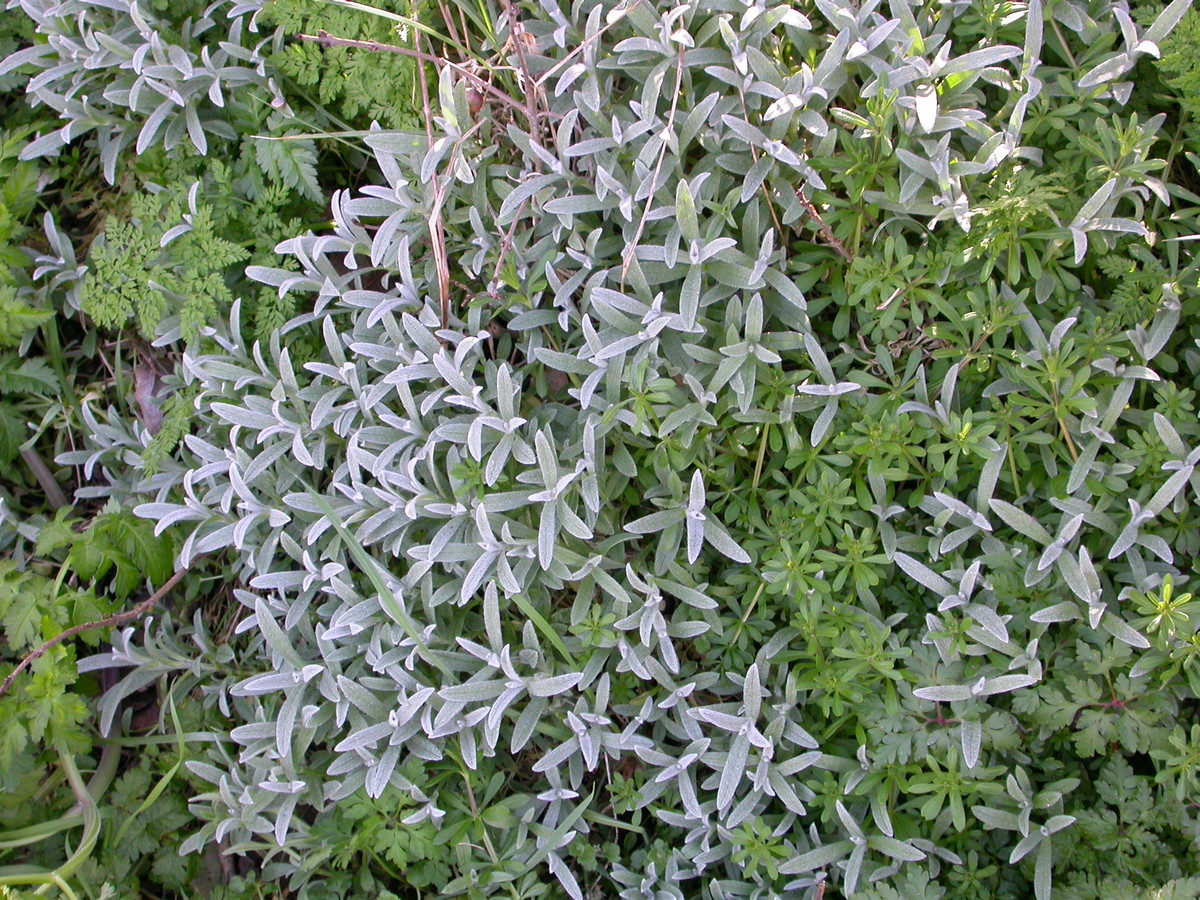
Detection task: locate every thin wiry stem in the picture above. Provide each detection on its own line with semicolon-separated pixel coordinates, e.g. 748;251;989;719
0;568;188;700
622;47;685;283
295;31;529;122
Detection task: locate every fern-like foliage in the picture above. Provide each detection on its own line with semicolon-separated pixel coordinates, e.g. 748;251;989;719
1147;5;1200;125
124;139;317;340
260;0;428;129
79;206;163;336
242;110;324;203
0;285;50;349
1096;245;1169;331
959;165;1067;284
0;129;42;281
142;385;197;476
80;187;247;342
255;132;321;203
201;156;309;258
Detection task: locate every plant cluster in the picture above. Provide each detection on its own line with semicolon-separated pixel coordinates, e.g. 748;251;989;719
7;0;1200;899
63;0;1200;898
258;0;429;130
0;0;342;892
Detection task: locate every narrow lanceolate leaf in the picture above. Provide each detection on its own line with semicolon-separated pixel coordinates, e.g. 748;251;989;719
939;44;1021;77
961;718;982;769
914;684;973;703
977;674;1038;696
686;511;703;564
1010;831;1043;864
893;552;955;596
965;604;1010;643
335;722;395;753
1034;840;1053;900
1144;0;1192;47
743;663;762;720
1022;0;1044;75
717;732;749;811
973;806;1021;831
538;503;557;570
1030;601;1080;624
778;840;854;875
1100;612;1150;649
988;500;1053;544
528;672;583;698
844;843;867;896
676;180;699;242
867;834;926;863
440;680;507;703
803;332;835;382
703;519;752;563
796;382;861;397
1042;814;1076;835
627;508;685;534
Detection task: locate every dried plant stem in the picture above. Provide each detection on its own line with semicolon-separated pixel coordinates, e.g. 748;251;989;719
534;0;648;89
20;448;69;510
0;568;187;700
428;119;485;331
431;201;451;330
489;198;529;297
1058;416;1080;462
795;188;853;263
621;48;685;283
458;7;471;57
433;0;461;50
415;28;435;147
499;0;541;136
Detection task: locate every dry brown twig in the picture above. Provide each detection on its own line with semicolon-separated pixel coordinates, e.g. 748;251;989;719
621;47;686;284
20;448;69;510
414;28;435;147
498;0;543;138
425;118;486;331
458;6;471;57
488;197;529;299
533;0;648;90
431;201;451;331
299;29;510;330
795;187;853;264
432;0;461;50
0;568;188;700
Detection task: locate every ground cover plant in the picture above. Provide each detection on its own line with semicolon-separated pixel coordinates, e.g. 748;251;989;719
7;0;1200;899
0;0;426;893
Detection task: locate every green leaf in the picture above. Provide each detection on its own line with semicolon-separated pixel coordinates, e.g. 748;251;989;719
0;285;51;349
676;180;699;242
779;840;854;875
255;136;322;202
1033;838;1053;900
626;508;685;534
35;512;79;557
1;577;46;651
867;834;926;862
0;701;29;769
510;592;577;668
